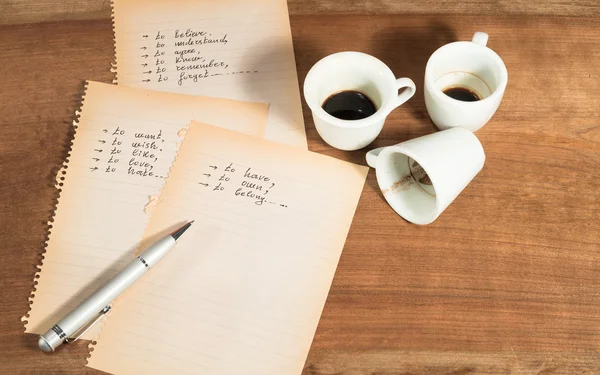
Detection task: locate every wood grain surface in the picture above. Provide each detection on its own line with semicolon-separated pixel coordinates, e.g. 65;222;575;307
2;0;600;25
1;11;599;375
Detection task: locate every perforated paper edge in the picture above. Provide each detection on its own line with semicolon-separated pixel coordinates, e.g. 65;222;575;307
110;0;118;84
21;81;90;332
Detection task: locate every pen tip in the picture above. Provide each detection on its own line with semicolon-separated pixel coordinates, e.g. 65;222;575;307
170;221;194;241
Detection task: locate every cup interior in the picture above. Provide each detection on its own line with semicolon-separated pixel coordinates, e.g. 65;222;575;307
426;42;507;99
435;72;491;99
376;149;439;224
304;52;396;126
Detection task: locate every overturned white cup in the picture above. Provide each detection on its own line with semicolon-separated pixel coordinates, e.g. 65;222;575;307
366;127;485;225
304;52;416;151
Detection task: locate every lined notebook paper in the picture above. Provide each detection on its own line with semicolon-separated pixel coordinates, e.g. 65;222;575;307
88;122;368;375
23;82;268;339
113;0;307;148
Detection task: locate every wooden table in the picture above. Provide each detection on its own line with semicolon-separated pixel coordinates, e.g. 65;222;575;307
1;10;600;375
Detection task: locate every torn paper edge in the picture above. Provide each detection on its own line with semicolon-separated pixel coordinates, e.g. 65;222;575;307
22;81;90;331
110;0;118;84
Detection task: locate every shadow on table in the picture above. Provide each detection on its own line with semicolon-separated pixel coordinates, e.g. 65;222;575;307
371;20;457;140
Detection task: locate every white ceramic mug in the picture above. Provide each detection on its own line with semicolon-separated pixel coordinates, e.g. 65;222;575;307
425;32;508;132
366;127;485;225
304;52;416;151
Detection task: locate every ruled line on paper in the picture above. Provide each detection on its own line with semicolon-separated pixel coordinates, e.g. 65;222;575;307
87;121;368;375
112;0;306;148
24;82;268;340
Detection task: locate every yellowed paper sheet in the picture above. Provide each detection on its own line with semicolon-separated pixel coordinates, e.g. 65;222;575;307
113;0;307;148
87;122;368;374
23;82;268;340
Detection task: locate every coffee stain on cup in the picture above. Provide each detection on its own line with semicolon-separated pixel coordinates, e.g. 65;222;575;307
383;174;414;195
381;159;435;197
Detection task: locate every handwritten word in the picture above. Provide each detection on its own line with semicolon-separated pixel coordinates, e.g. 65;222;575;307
112;127;125;136
178;70;209;85
129;158;153;168
128;166;154;177
131;140;160;149
244;167;270;182
176;58;228;71
134;130;162;140
174;35;228;47
175;29;207;39
241;180;263;191
235;188;267;206
132;149;156;159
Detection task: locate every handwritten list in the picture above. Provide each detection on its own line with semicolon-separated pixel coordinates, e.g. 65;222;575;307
113;0;307;148
93;127;167;178
142;29;253;86
87;122;369;375
197;162;287;207
23;82;268;339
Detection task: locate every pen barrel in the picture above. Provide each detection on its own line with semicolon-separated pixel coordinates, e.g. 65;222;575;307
58;260;148;332
40;236;175;351
139;235;176;267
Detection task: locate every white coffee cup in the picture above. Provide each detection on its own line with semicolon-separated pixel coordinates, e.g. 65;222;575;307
304;52;416;151
425;32;508;132
366;127;485;225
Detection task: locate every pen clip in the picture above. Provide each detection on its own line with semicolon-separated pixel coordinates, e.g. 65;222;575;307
65;305;111;344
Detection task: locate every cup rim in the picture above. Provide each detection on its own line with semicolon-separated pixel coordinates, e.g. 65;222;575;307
303;51;397;129
424;41;508;106
376;145;441;225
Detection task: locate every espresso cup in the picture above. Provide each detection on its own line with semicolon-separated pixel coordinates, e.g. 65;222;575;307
366;127;485;225
425;32;508;132
304;52;416;151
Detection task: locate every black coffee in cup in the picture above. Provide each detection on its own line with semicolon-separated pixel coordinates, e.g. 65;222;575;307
322;90;377;120
443;86;481;102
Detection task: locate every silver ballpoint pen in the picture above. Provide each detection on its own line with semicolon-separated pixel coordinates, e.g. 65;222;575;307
38;221;194;352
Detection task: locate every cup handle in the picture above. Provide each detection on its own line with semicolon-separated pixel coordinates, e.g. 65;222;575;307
366;147;386;168
472;32;488;46
393;78;416;109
